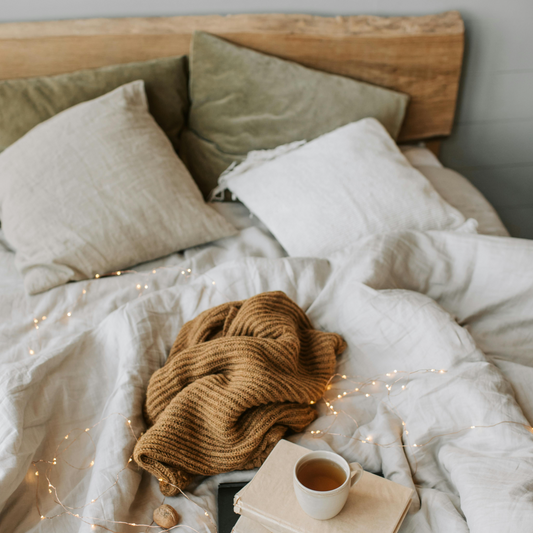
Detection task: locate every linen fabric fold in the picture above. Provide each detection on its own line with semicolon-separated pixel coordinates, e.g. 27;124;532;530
133;291;346;495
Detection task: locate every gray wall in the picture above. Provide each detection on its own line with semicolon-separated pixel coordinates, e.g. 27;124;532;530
2;0;532;237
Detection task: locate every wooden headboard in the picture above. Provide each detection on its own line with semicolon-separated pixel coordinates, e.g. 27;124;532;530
0;11;464;142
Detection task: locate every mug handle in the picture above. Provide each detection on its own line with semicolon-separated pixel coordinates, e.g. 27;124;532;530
349;462;364;487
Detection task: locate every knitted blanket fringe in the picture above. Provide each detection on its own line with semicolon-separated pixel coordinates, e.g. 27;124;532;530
133;291;346;495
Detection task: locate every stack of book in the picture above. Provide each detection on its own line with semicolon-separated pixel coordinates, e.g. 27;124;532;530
232;440;414;533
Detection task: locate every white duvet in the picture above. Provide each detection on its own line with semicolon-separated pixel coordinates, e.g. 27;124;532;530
1;210;532;533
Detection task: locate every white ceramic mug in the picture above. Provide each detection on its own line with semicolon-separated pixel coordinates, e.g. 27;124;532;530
293;451;363;520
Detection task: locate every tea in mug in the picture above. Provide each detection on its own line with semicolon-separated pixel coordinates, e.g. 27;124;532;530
297;458;347;491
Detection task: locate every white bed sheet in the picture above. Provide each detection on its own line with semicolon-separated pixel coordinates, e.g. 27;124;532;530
1;199;532;533
400;146;509;237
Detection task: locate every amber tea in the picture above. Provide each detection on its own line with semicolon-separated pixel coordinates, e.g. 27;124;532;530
297;458;347;491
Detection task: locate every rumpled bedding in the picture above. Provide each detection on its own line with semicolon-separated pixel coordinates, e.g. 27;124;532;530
1;209;533;533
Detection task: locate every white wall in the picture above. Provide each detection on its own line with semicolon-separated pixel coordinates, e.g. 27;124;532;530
2;0;532;237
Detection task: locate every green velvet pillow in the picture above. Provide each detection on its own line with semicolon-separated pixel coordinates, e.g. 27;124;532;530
179;31;410;198
0;56;189;153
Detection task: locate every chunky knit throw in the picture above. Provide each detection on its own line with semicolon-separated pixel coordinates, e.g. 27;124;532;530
133;291;346;495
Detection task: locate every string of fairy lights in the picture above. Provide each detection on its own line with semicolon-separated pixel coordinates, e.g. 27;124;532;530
25;267;533;531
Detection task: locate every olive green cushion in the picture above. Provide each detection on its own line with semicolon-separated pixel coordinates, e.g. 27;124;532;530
0;56;189;154
179;31;410;198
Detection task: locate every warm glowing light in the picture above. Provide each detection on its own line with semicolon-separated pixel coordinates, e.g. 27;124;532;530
29;349;34;355
144;285;148;289
361;440;366;444
333;411;337;415
35;325;39;329
405;431;409;435
365;394;370;397
67;312;71;317
212;281;216;285
471;426;475;429
187;269;192;273
181;271;185;275
35;471;39;476
337;395;342;399
431;369;435;372
372;381;376;385
85;428;90;432
367;436;373;441
117;271;121;276
41;516;45;520
342;375;347;379
136;284;141;289
402;386;406;390
90;461;94;467
204;512;209;517
128;419;131;424
413;444;418;447
34;318;38;323
152;270;156;274
95;274;100;279
42;316;47;320
355;388;359;392
343;392;347;396
83;289;86;294
394;370;398;373
309;400;315;405
91;499;95;503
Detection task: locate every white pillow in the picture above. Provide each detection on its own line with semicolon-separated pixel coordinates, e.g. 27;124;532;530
0;81;237;294
217;118;468;257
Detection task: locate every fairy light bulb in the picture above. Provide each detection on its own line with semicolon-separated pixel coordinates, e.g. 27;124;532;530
95;274;100;279
136;284;141;289
29;349;34;355
116;271;121;276
67;312;71;317
365;394;370;397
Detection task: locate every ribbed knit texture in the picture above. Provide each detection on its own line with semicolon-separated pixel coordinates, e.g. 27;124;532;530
133;291;346;495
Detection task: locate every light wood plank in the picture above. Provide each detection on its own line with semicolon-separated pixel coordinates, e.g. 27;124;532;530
0;12;464;142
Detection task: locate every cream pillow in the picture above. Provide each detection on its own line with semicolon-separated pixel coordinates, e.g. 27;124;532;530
0;81;237;294
216;118;469;257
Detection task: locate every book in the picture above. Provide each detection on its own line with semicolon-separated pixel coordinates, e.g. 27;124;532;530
233;440;413;533
218;482;249;533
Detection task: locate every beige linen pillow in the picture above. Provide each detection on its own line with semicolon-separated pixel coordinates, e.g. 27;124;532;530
0;81;236;294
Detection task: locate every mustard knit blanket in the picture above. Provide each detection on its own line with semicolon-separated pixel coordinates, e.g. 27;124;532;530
133;291;346;495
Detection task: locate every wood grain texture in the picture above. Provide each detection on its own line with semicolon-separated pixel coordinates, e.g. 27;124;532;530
0;12;464;141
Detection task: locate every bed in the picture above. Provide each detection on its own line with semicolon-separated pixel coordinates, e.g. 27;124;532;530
1;11;531;533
